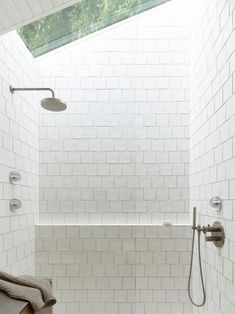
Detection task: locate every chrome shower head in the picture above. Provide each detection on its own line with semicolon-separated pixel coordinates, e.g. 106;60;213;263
10;86;67;112
41;97;66;112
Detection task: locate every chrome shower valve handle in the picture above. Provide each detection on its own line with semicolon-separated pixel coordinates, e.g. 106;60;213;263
203;221;225;248
193;222;225;247
9;171;21;184
209;196;222;211
9;199;22;211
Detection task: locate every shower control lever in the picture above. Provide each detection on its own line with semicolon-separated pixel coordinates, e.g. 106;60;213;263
202;225;221;233
205;236;222;242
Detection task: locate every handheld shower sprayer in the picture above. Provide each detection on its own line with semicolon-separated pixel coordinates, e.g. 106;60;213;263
188;207;206;307
192;206;196;230
188;204;225;307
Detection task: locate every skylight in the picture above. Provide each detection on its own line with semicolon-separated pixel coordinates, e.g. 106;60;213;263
18;0;171;57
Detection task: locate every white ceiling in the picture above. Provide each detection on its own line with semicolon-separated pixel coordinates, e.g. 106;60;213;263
0;0;81;35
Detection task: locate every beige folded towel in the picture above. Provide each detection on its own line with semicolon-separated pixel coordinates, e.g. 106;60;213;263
0;272;56;313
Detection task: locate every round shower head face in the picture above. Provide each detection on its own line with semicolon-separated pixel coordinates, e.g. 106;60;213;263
41;97;67;112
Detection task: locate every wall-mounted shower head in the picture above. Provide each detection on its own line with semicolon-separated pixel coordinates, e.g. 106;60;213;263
10;86;67;112
41;97;66;112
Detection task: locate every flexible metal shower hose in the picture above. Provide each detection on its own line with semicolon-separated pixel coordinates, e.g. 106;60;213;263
188;228;206;307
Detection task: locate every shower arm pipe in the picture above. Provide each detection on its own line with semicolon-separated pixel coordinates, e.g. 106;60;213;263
10;86;55;98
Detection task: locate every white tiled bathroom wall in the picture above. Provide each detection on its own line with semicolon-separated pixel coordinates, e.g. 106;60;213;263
0;31;39;275
36;225;192;314
38;0;191;225
190;0;235;313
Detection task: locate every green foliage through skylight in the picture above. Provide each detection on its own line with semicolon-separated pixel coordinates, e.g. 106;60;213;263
18;0;171;57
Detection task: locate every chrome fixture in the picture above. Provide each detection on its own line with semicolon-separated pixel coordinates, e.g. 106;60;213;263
9;199;22;211
9;171;21;184
10;86;67;112
209;196;222;211
188;207;226;308
203;221;225;248
188;207;206;307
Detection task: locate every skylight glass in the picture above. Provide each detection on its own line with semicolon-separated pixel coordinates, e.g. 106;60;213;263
18;0;171;57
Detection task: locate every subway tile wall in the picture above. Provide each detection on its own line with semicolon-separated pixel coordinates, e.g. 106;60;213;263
0;31;39;275
36;225;192;314
38;1;191;225
190;0;235;313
